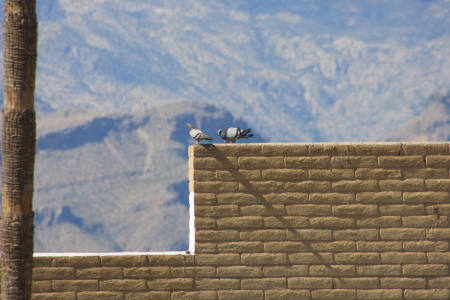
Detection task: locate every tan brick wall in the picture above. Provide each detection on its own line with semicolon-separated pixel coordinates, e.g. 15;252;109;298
13;143;450;299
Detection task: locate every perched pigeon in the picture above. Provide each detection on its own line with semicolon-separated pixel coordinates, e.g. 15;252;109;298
186;124;213;145
218;127;254;143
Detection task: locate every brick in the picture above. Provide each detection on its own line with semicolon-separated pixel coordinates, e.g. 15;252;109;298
218;290;264;300
76;267;123;279
263;216;308;228
379;205;424;215
310;193;355;203
190;156;238;169
195;278;239;290
33;267;75;280
333;229;378;240
123;267;170;278
403;215;448;227
355;144;402;156
196;230;239;242
403;168;448;179
334;277;379;288
264;241;309;252
286;204;331;216
241;205;285;216
217;169;261;181
241;278;286;289
146;278;193;290
218;242;263;253
241;253;287;265
217;217;263;228
196;205;239;217
285;156;329;168
357;241;402;252
196;217;216;229
309;241;356;252
52;280;99;292
429;277;450;288
101;255;147;267
403;264;448;276
381;252;427;264
311;289;356;299
31;293;76;300
125;291;170;300
331;156;377;168
403;241;448;251
241;229;286;241
309;217;355;228
309;265;356;276
402;143;449;155
428;252;450;263
216;193;260;205
355;168;401;179
426;179;450;190
380;228;425;240
192;181;239;193
195;243;217;253
378;156;425;168
33;257;53;267
239;181;284;193
172;291;217;300
288;253;334;264
217;266;262;278
171;267;216;278
404;289;450;300
356;192;402;203
262;144;308;156
380;277;426;288
262;169;307;180
265;289;310;300
379;179;425;191
332;204;378;216
147;255;193;266
404;191;449;203
427;155;450;167
309;169;354;180
100;279;146;291
195;254;240;266
285;181;332;192
53;256;100;267
357;289;403;299
357;265;401;276
427;228;450;239
263;265;308;277
334;252;380;264
191;170;216;181
287;229;332;241
427;204;450;215
195;193;216;205
239;157;284;169
288;277;333;289
357;216;401;228
309;144;356;156
78;292;123;300
332;180;379;192
212;145;263;157
263;193;308;204
32;281;52;293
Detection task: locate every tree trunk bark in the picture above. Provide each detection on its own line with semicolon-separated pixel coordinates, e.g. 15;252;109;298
2;0;38;299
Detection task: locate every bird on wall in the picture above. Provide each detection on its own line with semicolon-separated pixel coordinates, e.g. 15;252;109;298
218;127;254;143
186;123;213;145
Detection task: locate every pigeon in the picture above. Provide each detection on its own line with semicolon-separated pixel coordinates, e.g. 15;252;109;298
218;127;254;143
186;124;213;145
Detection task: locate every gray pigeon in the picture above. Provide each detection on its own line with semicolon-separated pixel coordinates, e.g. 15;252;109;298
218;127;254;143
186;124;213;145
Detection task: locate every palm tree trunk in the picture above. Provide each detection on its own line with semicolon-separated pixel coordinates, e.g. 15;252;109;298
2;0;38;298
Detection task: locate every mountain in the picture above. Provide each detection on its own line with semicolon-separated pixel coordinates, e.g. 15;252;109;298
0;0;448;143
32;101;264;252
382;91;450;142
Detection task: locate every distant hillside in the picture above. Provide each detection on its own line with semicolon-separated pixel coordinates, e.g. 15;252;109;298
32;101;264;252
382;91;450;142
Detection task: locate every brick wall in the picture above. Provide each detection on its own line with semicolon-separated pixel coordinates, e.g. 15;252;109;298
18;143;450;299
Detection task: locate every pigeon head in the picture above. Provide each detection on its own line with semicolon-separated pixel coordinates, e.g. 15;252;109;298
186;124;194;130
218;129;227;139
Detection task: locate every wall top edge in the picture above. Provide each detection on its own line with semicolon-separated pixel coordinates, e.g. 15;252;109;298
33;251;190;257
190;142;450;147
